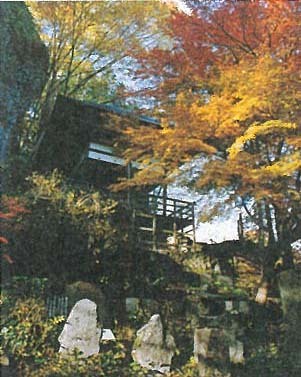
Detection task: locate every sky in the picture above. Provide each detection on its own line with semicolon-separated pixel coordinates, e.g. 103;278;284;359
162;0;193;15
196;217;239;243
173;189;240;243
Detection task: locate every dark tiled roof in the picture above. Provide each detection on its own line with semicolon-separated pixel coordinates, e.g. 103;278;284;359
60;96;161;127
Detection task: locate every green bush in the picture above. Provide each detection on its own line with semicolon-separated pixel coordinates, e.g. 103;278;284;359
9;171;121;282
28;346;150;377
242;344;284;377
5;276;48;298
170;357;199;377
30;352;201;377
1;297;64;366
29;347;120;377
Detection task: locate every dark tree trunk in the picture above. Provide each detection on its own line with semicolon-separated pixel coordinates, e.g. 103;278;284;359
255;245;279;304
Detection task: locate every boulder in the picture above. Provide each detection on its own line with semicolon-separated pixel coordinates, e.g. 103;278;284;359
0;354;9;367
194;328;212;360
226;320;244;364
194;325;243;376
229;340;244;364
58;299;101;357
279;269;301;372
194;327;227;377
132;314;176;374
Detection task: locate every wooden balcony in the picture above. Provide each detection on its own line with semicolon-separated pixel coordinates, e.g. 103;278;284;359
130;193;196;253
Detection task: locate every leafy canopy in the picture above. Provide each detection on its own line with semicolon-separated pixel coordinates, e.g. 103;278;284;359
123;0;301;243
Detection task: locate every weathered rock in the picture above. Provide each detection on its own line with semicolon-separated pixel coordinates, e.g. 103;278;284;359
194;327;227;377
238;300;249;314
0;354;9;366
225;300;249;314
101;329;116;341
279;269;301;372
229;340;244;364
226;320;245;364
126;297;140;317
194;324;244;376
58;299;101;357
132;314;176;374
66;281;106;326
126;297;160;319
194;328;212;360
0;3;48;163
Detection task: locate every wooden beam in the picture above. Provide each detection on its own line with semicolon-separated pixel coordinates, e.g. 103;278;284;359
89;142;114;155
87;150;125;166
88;142;141;169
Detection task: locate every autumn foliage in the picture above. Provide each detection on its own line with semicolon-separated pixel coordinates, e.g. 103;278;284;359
124;0;300;247
1;196;29;263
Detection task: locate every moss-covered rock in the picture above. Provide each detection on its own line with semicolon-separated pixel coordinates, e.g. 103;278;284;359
278;269;301;375
65;281;106;327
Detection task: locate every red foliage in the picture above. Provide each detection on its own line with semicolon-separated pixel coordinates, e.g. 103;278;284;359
135;1;301;98
0;236;9;244
0;197;29;220
0;196;29;264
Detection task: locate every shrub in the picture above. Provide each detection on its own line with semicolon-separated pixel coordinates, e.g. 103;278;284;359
5;276;48;298
170;357;200;377
14;343;149;377
9;171;120;282
1;297;64;366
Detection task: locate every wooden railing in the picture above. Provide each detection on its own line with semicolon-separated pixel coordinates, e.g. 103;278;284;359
134;193;195;221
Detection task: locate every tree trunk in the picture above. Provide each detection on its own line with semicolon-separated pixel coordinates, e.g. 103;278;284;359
255;245;278;304
257;201;265;248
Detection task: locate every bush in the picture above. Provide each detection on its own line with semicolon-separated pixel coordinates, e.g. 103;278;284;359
1;297;64;367
8;171;120;282
5;276;48;298
28;346;150;377
170;357;199;377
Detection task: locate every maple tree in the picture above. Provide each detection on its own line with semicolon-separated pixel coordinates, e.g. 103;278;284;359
0;196;28;266
123;0;301;301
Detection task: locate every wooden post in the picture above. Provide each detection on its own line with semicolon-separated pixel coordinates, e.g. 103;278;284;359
237;212;244;242
163;185;167;216
173;200;178;251
152;214;157;251
127;162;132;208
131;208;136;246
192;202;196;252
